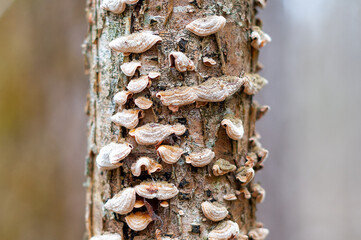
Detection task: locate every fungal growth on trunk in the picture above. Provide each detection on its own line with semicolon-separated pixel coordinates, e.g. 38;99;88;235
129;123;186;145
111;109;144;129
185;148;215;167
96;142;133;170
84;0;271;239
104;187;136;214
169;51;195;72
109;31;162;55
186;16;227;36
156;76;245;111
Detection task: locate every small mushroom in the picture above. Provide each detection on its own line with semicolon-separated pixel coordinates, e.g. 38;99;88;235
127;75;151;93
221;115;244;140
129;123;186;145
104;187;136;215
160;201;169;208
134;96;153;109
90;233;123;240
201;201;228;222
156;86;198;111
96;142;133;170
223;193;237;201
248;227;269;240
212;158;237;176
242;73;268;95
185;148;215;167
255;0;267;9
157;145;184;164
101;0;126;14
235;163;255;186
135;181;179;200
125;211;153;231
111;109;144;129
148;71;161;80
251;183;265;204
208;220;240;240
101;0;140;14
113;91;133;106
109;31;162;56
237;187;251;199
251;26;271;49
169;51;195;72
131;157;163;176
256;105;270;121
186;16;226;37
202;57;217;66
134;199;145;208
120;61;141;77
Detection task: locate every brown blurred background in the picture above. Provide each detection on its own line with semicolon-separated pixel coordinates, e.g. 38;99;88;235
0;0;360;239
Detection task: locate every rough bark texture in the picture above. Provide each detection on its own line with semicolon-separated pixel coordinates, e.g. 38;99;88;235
84;0;266;239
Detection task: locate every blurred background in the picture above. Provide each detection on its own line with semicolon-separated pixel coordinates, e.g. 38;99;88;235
0;0;360;239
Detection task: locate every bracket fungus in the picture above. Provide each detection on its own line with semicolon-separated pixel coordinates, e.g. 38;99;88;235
101;0;140;14
101;0;126;14
223;193;237;201
212;158;237;176
203;57;217;66
120;61;141;77
208;220;240;240
235;160;255;186
134;96;153;109
129;123;186;145
251;183;266;204
135;181;179;200
96;142;133;170
156;76;244;111
185;148;215;167
113;91;133;106
221;115;244;140
157;145;184;164
248;227;269;240
111;109;144;129
148;71;161;80
125;211;153;231
160;201;169;208
127;75;152;93
255;0;267;9
90;233;123;240
201;201;229;222
237;187;251;200
104;187;136;215
236;166;254;186
109;31;162;56
250;26;271;49
134;199;145;208
186;16;226;37
256;105;270;121
243;73;268;95
248;136;269;169
169;51;195;72
131;157;163;176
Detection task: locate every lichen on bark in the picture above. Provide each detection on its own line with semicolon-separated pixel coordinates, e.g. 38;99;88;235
83;0;268;239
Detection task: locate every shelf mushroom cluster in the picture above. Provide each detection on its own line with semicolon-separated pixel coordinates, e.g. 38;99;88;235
94;1;271;239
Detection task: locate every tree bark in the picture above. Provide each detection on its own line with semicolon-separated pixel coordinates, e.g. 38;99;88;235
83;0;268;239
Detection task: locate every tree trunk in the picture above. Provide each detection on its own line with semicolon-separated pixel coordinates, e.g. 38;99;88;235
83;0;269;239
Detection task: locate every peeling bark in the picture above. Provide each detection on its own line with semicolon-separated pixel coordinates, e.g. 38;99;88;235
84;0;268;239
